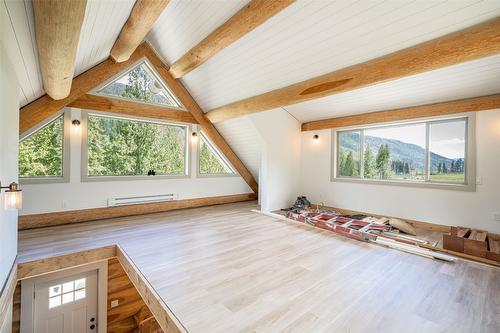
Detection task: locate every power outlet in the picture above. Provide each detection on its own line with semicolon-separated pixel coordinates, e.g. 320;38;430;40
476;176;483;185
111;299;119;308
493;212;500;222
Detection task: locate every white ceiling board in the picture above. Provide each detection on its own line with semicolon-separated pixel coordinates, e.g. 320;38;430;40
215;117;262;180
73;0;135;76
284;54;500;122
176;0;500;111
3;0;134;107
147;0;246;65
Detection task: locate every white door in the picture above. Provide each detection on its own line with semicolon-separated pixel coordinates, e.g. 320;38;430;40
33;270;98;333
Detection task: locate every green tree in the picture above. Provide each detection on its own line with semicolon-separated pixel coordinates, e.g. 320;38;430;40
343;151;356;176
376;144;391;179
199;138;230;174
364;145;376;178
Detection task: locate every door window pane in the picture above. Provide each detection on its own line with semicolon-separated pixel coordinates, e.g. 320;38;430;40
429;119;466;183
338;131;360;177
364;123;426;181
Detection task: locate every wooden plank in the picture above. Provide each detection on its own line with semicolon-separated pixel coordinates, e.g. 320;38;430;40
301;94;500;131
19;43;151;135
143;44;259;193
18;193;257;230
68;94;199;124
33;0;87;100
110;0;169;63
117;245;187;333
168;0;294;78
17;245;117;279
205;18;500;123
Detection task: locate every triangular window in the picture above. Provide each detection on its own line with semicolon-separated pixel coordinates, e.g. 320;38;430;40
199;132;235;175
93;59;184;109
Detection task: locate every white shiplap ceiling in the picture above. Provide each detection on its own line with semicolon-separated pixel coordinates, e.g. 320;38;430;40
2;0;134;107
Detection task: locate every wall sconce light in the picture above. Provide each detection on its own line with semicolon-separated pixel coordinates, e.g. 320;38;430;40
191;131;198;143
72;119;81;126
1;181;22;210
312;134;320;142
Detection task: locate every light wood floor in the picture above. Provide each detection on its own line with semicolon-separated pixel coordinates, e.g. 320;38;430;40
19;202;500;333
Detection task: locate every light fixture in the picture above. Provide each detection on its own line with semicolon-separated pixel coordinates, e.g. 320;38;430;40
191;131;198;143
72;119;81;127
313;134;320;142
1;181;22;210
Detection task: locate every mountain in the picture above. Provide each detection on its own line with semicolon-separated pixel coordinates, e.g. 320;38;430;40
339;132;454;173
99;82;173;106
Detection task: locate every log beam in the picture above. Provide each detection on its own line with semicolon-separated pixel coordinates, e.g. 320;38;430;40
143;44;259;193
111;0;169;63
168;0;294;78
19;43;151;135
206;18;500;123
68;94;198;124
33;0;87;100
301;94;500;131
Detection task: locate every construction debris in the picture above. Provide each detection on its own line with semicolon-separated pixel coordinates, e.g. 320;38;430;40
443;226;500;262
388;218;417;236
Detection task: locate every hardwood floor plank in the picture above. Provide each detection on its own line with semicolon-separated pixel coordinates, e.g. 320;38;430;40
18;201;500;332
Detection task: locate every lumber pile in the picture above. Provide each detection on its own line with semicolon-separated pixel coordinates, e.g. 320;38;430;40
443;227;500;262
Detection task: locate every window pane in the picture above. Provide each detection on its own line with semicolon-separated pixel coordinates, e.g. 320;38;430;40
62;292;74;304
62;281;74;293
96;61;182;109
19;116;63;178
199;133;234;174
87;115;187;177
338;131;360;177
74;278;85;290
429;119;466;183
49;284;61;297
74;289;86;301
364;123;426;181
49;296;61;309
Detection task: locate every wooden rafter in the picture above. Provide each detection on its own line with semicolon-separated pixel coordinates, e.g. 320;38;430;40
205;18;500;123
68;94;198;124
301;94;500;131
33;0;87;100
143;44;259;194
111;0;169;63
19;43;151;135
168;0;294;78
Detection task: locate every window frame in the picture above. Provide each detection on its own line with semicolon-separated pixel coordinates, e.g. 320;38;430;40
19;110;71;184
331;113;476;191
196;131;237;178
81;111;191;182
89;57;187;111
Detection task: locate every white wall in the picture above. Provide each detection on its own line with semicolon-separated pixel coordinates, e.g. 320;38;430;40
250;109;301;212
300;109;500;233
20;108;253;215
0;42;19;300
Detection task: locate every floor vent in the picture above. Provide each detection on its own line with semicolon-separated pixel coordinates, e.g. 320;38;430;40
108;194;176;207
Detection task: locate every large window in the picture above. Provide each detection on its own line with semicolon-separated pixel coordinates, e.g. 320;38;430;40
334;116;473;189
198;132;235;175
19;114;68;182
85;114;188;179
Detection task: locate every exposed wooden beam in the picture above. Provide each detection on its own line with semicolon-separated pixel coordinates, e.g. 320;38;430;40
206;18;500;123
19;43;151;135
18;193;256;230
143;44;259;193
68;94;198;124
33;0;87;100
168;0;294;78
301;94;500;131
110;0;169;63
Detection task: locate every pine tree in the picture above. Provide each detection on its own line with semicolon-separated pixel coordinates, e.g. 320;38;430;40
364;145;376;178
443;163;448;173
376;144;391;179
344;151;356;176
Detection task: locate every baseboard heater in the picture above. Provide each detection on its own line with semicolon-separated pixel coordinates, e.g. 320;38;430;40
108;194;177;207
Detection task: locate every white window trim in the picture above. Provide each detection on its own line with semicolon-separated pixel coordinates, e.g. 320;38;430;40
19;110;71;185
89;57;187;111
331;113;476;192
81;111;192;182
196;131;237;178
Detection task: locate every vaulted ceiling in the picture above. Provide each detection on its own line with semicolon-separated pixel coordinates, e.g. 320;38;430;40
3;0;500;180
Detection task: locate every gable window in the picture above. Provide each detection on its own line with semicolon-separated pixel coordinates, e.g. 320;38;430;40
93;59;185;110
83;113;188;180
19;113;69;183
333;114;474;190
198;132;235;176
